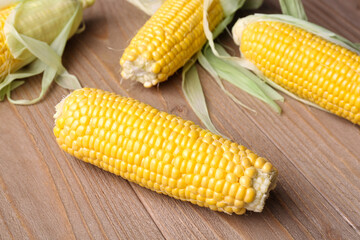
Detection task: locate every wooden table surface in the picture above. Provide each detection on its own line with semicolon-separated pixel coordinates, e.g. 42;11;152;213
1;0;360;239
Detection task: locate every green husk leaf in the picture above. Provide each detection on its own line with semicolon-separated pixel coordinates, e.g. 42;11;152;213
203;0;246;58
182;59;222;136
203;45;282;113
0;80;23;101
243;0;264;9
1;0;82;104
197;51;256;112
212;45;284;102
279;0;307;20
126;0;164;16
219;0;246;17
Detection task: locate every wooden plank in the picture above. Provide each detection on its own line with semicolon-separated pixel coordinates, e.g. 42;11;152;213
0;0;360;239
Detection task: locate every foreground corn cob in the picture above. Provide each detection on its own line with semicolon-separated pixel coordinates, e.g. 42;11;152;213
54;88;278;214
120;0;224;87
233;16;360;125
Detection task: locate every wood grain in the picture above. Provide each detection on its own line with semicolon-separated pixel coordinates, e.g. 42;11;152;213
1;0;360;239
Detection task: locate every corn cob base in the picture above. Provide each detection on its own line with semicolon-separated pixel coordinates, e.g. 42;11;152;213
120;0;224;87
54;88;278;214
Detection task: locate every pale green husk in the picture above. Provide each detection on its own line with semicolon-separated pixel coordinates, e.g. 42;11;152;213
200;44;284;113
182;59;222;136
242;0;264;10
0;0;86;104
232;13;360;112
279;0;307;20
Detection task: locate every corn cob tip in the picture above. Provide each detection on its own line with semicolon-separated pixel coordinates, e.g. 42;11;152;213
80;0;95;8
244;168;278;212
232;16;254;46
120;57;159;88
54;94;70;120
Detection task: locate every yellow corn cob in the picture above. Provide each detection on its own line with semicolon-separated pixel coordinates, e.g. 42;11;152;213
0;5;18;81
54;88;278;214
0;0;94;83
233;20;360;124
120;0;224;88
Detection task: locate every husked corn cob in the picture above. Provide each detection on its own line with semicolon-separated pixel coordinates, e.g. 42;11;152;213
54;88;278;214
120;0;224;88
233;19;360;124
0;0;94;83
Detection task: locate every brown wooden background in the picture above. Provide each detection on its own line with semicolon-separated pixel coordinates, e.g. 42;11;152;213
1;0;360;239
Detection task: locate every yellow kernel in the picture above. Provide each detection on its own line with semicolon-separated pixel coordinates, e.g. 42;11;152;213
229;183;240;197
254;157;266;169
234;165;244;178
198;187;207;197
224;206;234;214
247;153;258;164
213;192;223;201
205;198;217;205
171;168;181;179
225;173;238;183
223;151;233;161
219;158;228;169
177;178;186;189
214;180;225;193
208;178;216;189
235;186;246;200
233;154;241;164
216;202;227;208
244;188;256;203
185;174;193;185
197;195;206;203
53;127;61;138
224;196;234;204
241;157;252;168
240;176;252;188
262;162;273;173
244;167;257;178
234;208;246;215
234;200;244;208
168;178;177;188
163;164;172;177
192;175;202;187
215;168;226;179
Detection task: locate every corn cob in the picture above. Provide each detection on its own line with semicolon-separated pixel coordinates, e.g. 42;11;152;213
0;5;18;81
0;0;94;83
54;88;278;214
233;17;360;125
120;0;225;88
